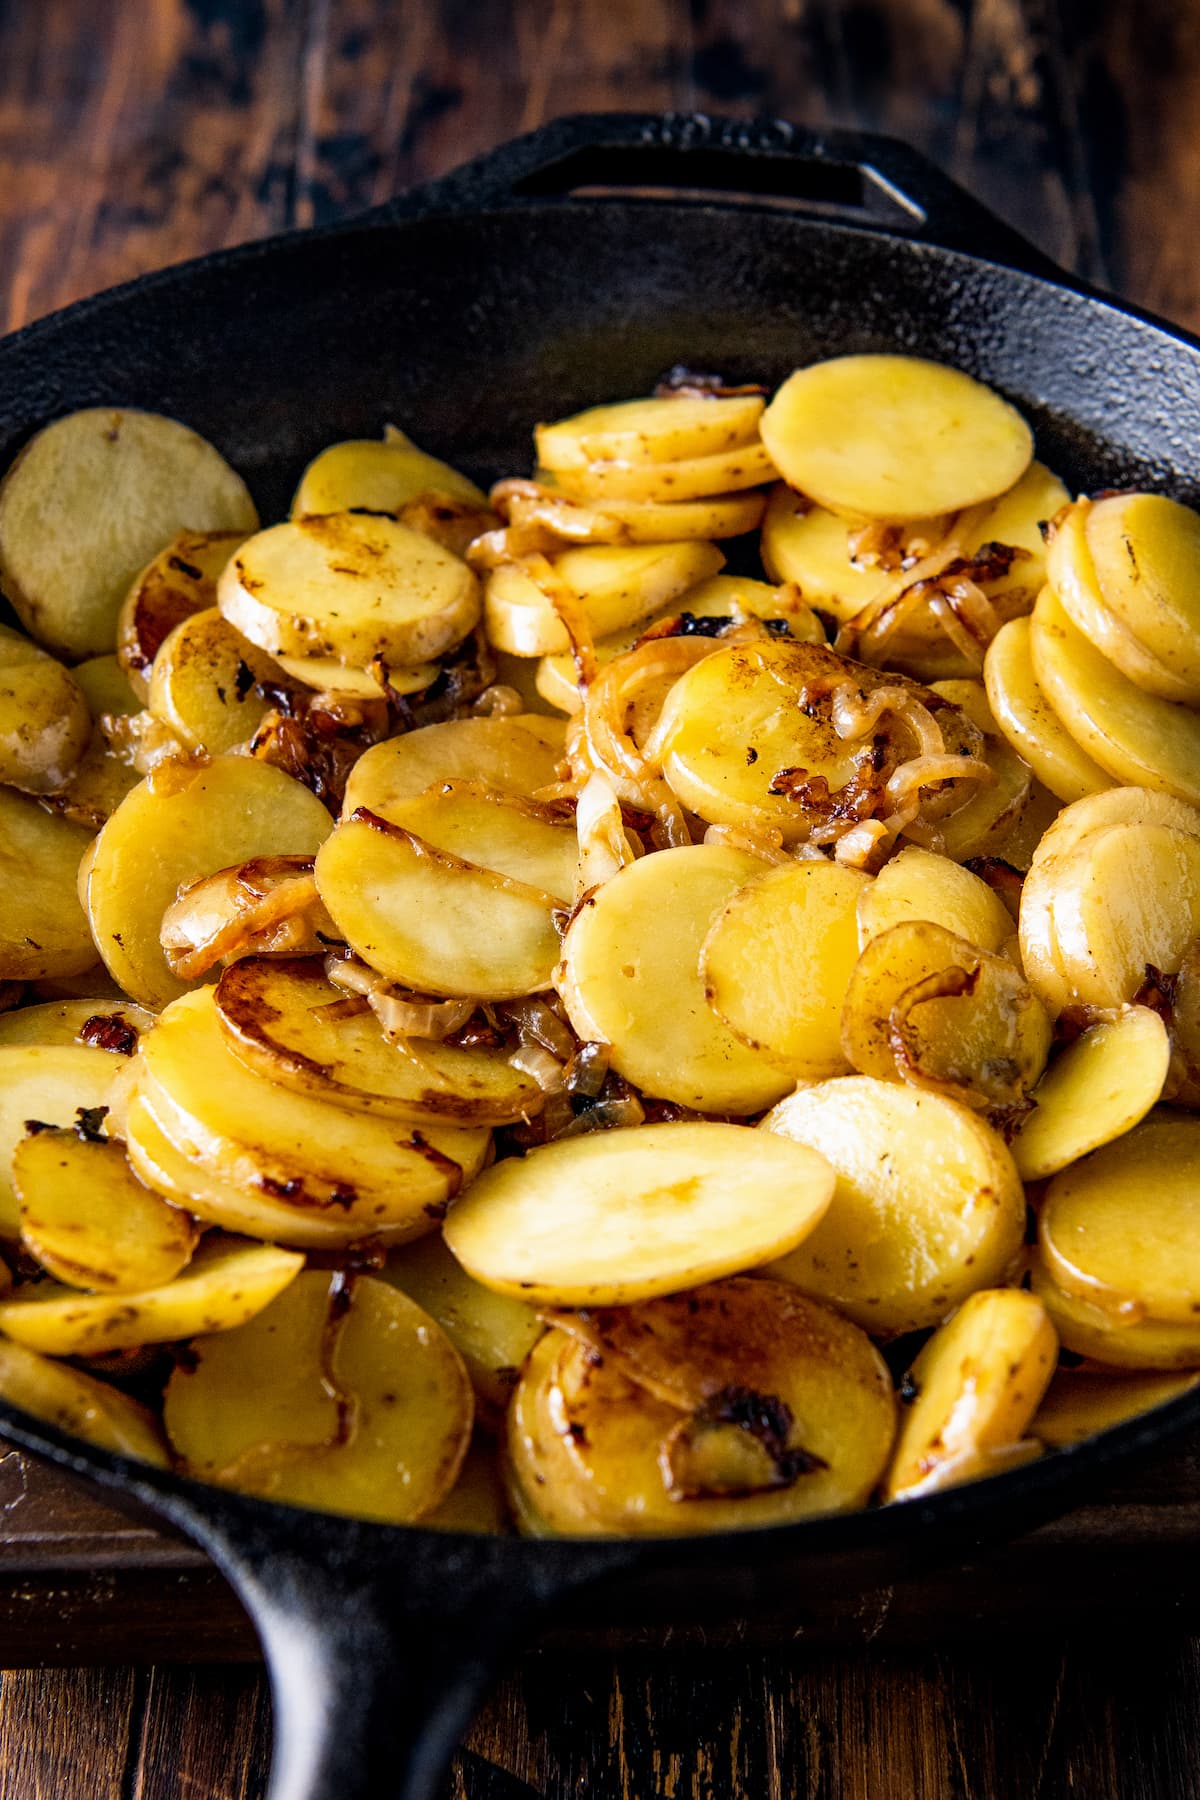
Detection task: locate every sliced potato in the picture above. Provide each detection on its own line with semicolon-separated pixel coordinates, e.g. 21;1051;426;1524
557;843;793;1114
484;541;724;657
214;955;544;1125
856;844;1013;953
700;860;868;1076
0;999;152;1051
219;513;480;666
0;789;97;981
0;1336;168;1465
1015;855;1073;1017
987;775;1061;873
443;1121;835;1307
937;731;1032;862
164;1270;472;1523
885;1288;1057;1499
380;1232;543;1417
1086;493;1200;694
504;1330;600;1534
984;615;1111;803
535;395;765;470
548;441;775;506
0;1234;302;1356
1030;1258;1200;1370
374;782;577;903
316;810;563;1000
0;1043;122;1235
117;529;249;701
760;356;1032;521
543;490;767;545
1031;584;1200;803
1048;502;1195;702
274;654;438;698
423;1438;511;1533
139;988;489;1241
1032;1367;1200;1448
291;430;485;516
1039;1114;1200;1323
1031;783;1200;869
72;654;141;720
49;651;144;829
84;754;332;1009
760;486;912;622
13;1129;198;1293
146;608;279;753
841;919;1052;1110
0;624;91;793
1051;822;1200;1007
762;1076;1026;1333
1012;1007;1170;1181
341;714;565;821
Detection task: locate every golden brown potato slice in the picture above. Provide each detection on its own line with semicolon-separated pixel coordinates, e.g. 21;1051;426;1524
856;845;1013;953
0;624;91;793
213;955;545;1126
0;410;257;659
380;1232;543;1418
1032;1367;1200;1448
443;1121;834;1307
0;998;152;1050
1030;1258;1200;1369
13;1128;197;1292
484;541;724;657
84;754;332;1009
1012;1007;1169;1181
291;429;486;515
760;356;1032;520
504;1331;600;1534
760;486;921;622
535;490;767;546
0;1234;302;1356
1032;783;1200;866
1039;1114;1200;1324
0;1044;123;1234
1050;821;1200;1008
273;653;437;698
374;782;577;903
547;442;775;506
699;860;868;1077
0;789;97;982
138;988;489;1241
984;615;1111;802
1086;493;1200;694
316;810;563;1000
1048;502;1195;702
164;1270;472;1522
218;513;480;667
117;529;249;702
762;1076;1026;1333
0;1336;168;1465
341;714;564;821
422;1437;511;1533
535;395;765;470
146;608;279;753
885;1288;1057;1499
937;733;1032;862
557;843;793;1114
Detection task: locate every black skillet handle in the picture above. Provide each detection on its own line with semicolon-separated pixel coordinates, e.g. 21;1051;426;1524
391;111;1062;279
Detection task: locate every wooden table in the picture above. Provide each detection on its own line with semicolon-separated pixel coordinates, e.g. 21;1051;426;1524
3;2;1200;1794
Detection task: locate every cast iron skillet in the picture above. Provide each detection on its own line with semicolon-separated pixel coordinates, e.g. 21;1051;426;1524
2;111;1200;1800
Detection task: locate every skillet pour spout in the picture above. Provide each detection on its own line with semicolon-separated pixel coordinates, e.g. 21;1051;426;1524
5;110;1200;1797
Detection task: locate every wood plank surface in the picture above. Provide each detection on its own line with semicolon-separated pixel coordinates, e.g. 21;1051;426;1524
3;1;1200;1795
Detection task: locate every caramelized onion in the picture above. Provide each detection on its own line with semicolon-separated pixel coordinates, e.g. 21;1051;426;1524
162;858;334;980
323;953;475;1042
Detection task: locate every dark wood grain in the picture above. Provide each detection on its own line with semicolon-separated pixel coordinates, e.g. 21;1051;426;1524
4;1;1200;1795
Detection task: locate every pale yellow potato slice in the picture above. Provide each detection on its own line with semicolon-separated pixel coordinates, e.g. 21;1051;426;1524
1032;783;1200;868
1032;1367;1200;1448
0;999;152;1050
423;1438;511;1534
0;1234;302;1356
291;430;485;515
1016;855;1074;1017
760;486;902;621
984;615;1111;802
1030;1258;1200;1370
443;1121;834;1307
381;1232;543;1418
885;1288;1057;1499
13;1129;197;1293
535;395;765;470
1012;1007;1170;1181
557;843;792;1113
987;776;1061;873
840;920;1051;1109
1086;493;1200;693
273;653;438;698
856;844;1013;952
117;529;248;701
1030;585;1200;803
1046;503;1193;702
140;988;488;1237
0;1044;121;1235
760;356;1032;521
0;789;97;981
316;810;563;1000
341;714;564;822
548;441;775;506
0;1336;168;1465
73;653;140;719
1039;1114;1200;1323
375;782;577;902
484;541;724;657
218;513;480;666
146;607;279;753
937;731;1032;862
50;653;145;830
0;410;258;659
213;954;544;1126
164;1270;472;1523
544;490;767;545
700;860;868;1076
1052;821;1200;1007
762;1075;1026;1332
84;754;332;1009
0;623;91;793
